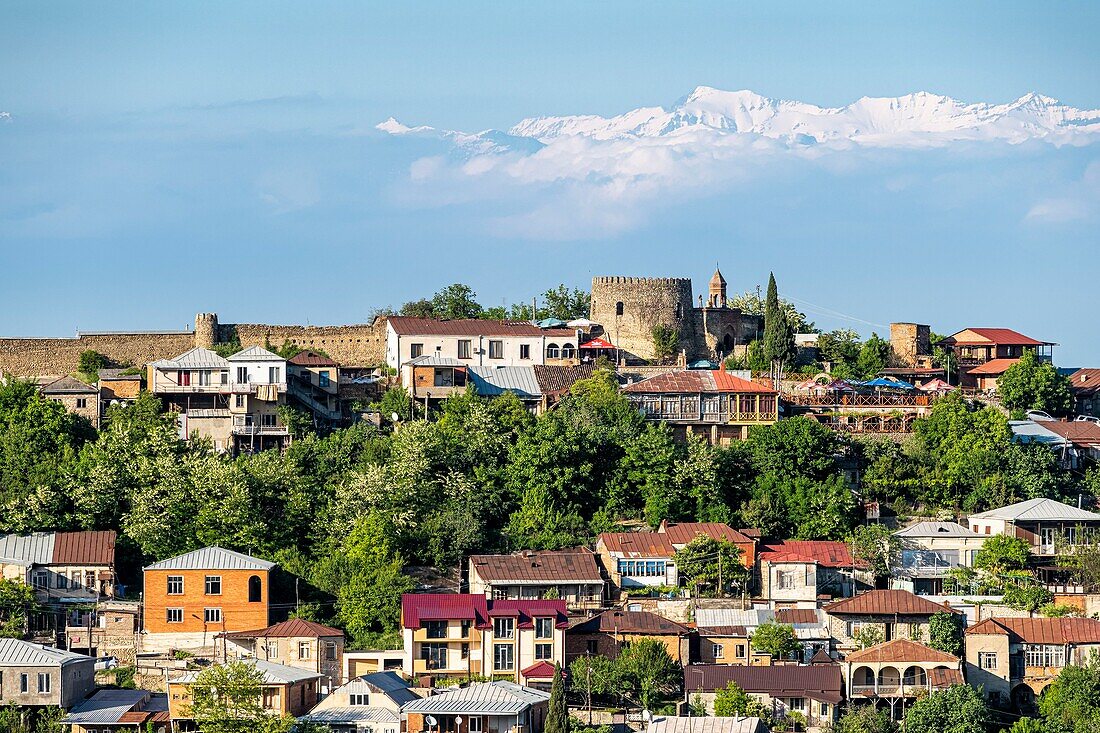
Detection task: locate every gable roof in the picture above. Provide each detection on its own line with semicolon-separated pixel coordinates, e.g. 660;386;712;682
401;681;549;715
174;659;321;685
695;608;774;635
570;609;690;636
969;497;1100;522
151;347;230;369
227;345;284;362
683;664;842;703
845;639;959;664
658;522;754;546
532;364;596;395
1033;420;1100;447
775;608;820;625
0;638;92;667
144;547;276;571
1068;368;1100;397
648;716;768;733
895;522;980;538
966;358;1020;376
965;616;1100;644
223;618;344;640
823;590;954;616
62;690;168;726
0;531;116;566
469;549;604;584
943;328;1051;347
759;540;864;568
597;532;677;557
388;317;574;339
623;370;775;395
40;375;99;395
468;366;541;399
288;350;339;367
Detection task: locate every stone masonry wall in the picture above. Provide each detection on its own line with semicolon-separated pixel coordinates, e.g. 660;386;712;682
0;332;196;378
590;277;696;361
231;321;386;366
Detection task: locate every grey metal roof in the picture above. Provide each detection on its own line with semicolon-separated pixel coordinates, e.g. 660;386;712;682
895;522;981;538
302;707;401;724
227;346;285;362
969;498;1100;522
144;546;276;571
695;608;774;630
359;671;419;705
39;375;99;394
648;716;768;733
402;682;550;715
62;690;154;724
0;638;93;667
174;659;321;685
468;366;541;398
0;533;54;564
404;355;465;367
150;347;230;369
1009;420;1068;447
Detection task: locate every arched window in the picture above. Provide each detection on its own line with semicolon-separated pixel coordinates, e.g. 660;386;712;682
248;575;262;603
675;303;683;319
546;343;560;359
615;301;624;316
561;344;576;359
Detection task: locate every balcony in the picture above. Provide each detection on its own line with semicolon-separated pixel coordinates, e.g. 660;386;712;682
232;423;289;436
852;684;927;697
186;408;232;419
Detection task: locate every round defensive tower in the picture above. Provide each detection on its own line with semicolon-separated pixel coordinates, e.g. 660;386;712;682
590;276;695;362
194;312;219;349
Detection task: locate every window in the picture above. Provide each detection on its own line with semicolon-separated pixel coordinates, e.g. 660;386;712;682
248;575;262;603
197;370;211;386
421;643;448;669
205;576;222;595
820;703;830;717
712;643;724;659
75;398;87;409
177;370;191;386
324;642;337;661
167;576;184;595
317;370;331;387
262;688;280;709
410;344;424;359
546;343;560;359
204;608;222;624
615;302;624;316
166;608;183;624
56;574;68;590
37;673;51;694
520;344;530;360
235;394;246;408
265;640;279;658
461;643;470;660
299;641;311;659
220;370;229;385
735;644;746;658
535;643;553;660
617;559;666;577
469;717;483;733
350;693;370;706
561;344;575;359
426;620;448;639
493;643;514;671
261;413;277;427
535;617;554;639
268;366;281;383
493;617;515;639
458;340;472;360
19;674;28;693
488;340;504;359
32;572;47;590
586;640;599;654
1025;644;1065;668
460;620;472;637
976;651;997;669
777;570;798;590
846;621;868;638
785;698;805;713
237;367;249;383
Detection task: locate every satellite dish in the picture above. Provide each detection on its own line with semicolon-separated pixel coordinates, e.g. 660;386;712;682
425;716;438;727
391;412;400;423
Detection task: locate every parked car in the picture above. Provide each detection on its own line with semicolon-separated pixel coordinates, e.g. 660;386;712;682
1027;410;1055;422
95;656;119;670
1075;415;1100;424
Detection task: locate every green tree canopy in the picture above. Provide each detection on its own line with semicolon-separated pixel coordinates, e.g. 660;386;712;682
615;638;681;710
712;681;769;718
927;611;964;657
974;534;1032;574
672;536;746;597
432;283;484;320
188;661;287;733
750;622;801;660
998;350;1074;416
833;704;899;733
903;684;989;733
762;273;796;369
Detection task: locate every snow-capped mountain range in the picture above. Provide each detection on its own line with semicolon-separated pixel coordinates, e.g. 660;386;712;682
379;87;1100;152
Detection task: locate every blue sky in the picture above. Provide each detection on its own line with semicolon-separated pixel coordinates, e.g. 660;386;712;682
1;2;1098;362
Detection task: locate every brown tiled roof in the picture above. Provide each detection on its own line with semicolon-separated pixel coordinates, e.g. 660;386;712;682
759;540;865;569
776;609;819;625
823;590;954;616
966;358;1019;376
597;532;677;557
623;370;775;395
929;667;963;689
845;639;958;664
223;618;344;639
697;625;748;637
683;664;842;704
470;549;603;584
659;522;754;546
388;316;574;338
532;364;596;395
942;328;1051;347
52;531;116;565
1068;368;1100;397
1033;420;1100;446
965;616;1100;644
288;350;338;367
571;609;691;636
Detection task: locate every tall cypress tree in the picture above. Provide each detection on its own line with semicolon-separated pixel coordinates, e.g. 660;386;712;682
545;663;569;733
762;272;794;368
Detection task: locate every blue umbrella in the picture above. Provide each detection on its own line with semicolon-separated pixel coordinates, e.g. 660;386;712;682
862;377;916;390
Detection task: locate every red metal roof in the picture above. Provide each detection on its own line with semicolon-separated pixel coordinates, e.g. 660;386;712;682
223;618;344;639
775;609;819;625
965;616;1100;644
52;531;116;566
623;370;776;395
966;358;1019;376
943;328;1050;346
469;549;603;584
659;522;754;546
1033;420;1100;446
759;540;863;569
402;593;489;629
930;667;963;689
597;532;677;557
1068;368;1100;397
824;590;954;616
486;599;568;629
532;364;596;395
388;317;574;338
845;639;958;664
684;664;843;703
521;661;559;679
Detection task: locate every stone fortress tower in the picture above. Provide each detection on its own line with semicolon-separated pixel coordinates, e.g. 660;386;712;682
590;270;763;364
194;313;219;349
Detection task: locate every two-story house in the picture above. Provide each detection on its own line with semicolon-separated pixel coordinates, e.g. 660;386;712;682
300;670;418;733
842;639;963;718
222;618;345;693
968;497;1100;558
168;658;321;723
1067;368;1100;419
385;317;580;372
566;609;693;665
402;681;550;733
823;590;956;653
694;608;775;666
142;547;275;652
468;548;605;611
937;328;1056;388
401;594;567;687
0;531;117;604
757;540;871;604
622;368;778;445
893;522;985;595
965;616;1100;711
147;346;289;453
683;664;842;727
287;350;343;425
39;376;100;428
0;638;95;710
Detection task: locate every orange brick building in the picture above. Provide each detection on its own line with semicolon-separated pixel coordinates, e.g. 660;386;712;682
143;547;275;651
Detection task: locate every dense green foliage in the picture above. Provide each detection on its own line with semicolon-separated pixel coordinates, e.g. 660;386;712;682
651;325;679;363
672;537;746;597
546;664;568;733
928;611;964;656
750;622;801;659
614;638;681;710
762;273;795;370
905;684;989;733
398;282;589;321
998;350;1074;416
711;681;769;718
833;704;899;733
189;661;295;733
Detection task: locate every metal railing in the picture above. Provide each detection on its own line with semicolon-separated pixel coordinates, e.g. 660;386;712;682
784;393;933;407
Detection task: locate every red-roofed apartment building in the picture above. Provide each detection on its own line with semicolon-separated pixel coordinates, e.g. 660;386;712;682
400;594;567;688
622;368;778;445
757;540;872;606
938;328;1056;388
965;616;1100;711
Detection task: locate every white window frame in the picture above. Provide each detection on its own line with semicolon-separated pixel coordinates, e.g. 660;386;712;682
978;651;998;670
167;575;184;595
204;607;222;624
166;608;184;624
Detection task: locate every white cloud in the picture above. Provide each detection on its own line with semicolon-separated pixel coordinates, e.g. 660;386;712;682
1025;159;1100;224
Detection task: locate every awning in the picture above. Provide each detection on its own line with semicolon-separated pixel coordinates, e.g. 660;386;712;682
580;337;615;349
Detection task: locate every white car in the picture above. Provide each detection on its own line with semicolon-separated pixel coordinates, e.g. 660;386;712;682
1027;410;1055;422
1075;415;1100;425
94;656;119;671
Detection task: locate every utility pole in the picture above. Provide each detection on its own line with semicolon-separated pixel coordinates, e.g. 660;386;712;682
718;550;723;598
